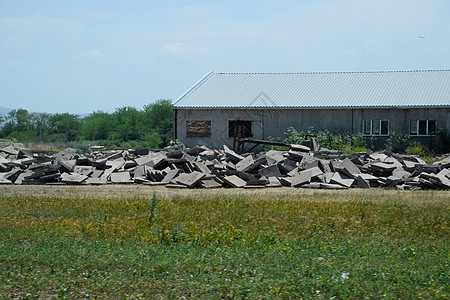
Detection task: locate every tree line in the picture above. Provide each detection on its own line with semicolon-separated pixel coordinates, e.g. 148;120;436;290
0;99;173;150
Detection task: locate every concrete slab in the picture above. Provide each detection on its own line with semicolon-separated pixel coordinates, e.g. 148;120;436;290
291;170;312;187
166;184;188;189
279;159;297;173
356;175;370;188
320;183;347;189
265;150;285;165
61;172;88;184
223;145;245;163
278;177;292;186
90;169;104;178
384;157;403;168
0;145;19;156
259;164;282;178
235;155;254;172
266;176;282;187
392;169;412;179
73;166;94;176
13;170;33;185
319;160;332;173
110;171;133;184
288;150;305;161
85;177;108;185
175;171;205;187
287;167;299;177
290;144;310;152
223;175;247;188
357;173;379;181
2;167;22;181
336;157;361;176
199;179;222;189
330;172;354;188
305;166;323;178
0;177;12;184
369;152;388;161
161;169;181;184
193;161;211;174
371;162;397;172
302;182;322;189
133;165;146;179
299;155;318;170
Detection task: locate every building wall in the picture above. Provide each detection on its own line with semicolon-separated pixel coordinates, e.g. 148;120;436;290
174;108;450;151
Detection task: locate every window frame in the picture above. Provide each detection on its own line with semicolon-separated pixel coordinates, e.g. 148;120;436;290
362;119;389;136
409;120;437;136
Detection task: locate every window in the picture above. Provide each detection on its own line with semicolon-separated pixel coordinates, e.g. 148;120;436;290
409;120;436;136
362;120;389;135
229;120;254;138
186;120;211;137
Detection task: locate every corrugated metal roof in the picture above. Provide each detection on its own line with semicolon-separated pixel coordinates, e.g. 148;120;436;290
172;70;450;109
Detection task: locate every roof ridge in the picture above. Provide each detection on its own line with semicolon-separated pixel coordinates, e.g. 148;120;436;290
172;71;214;105
216;69;450;75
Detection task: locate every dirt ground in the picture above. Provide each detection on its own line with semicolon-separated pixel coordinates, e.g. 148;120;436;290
1;184;449;205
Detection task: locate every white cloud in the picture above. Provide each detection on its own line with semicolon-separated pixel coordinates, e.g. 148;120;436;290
160;42;213;58
161;42;195;56
78;50;107;58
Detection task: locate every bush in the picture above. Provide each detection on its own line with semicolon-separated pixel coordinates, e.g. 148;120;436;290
283;127;367;154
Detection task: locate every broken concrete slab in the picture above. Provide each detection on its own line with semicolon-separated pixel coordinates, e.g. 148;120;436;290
199;179;222;189
356;175;370;188
320;183;348;189
235;155;254;172
161;169;181;184
175;171;205;187
0;145;19;156
85;177;108;185
335;157;361;177
258;164;282;178
298;155;318;170
290;144;310;152
330;172;354;188
223;175;247;188
265;150;286;165
110;171;133;184
61;172;88;184
266;176;282;187
223;145;245;163
291;170;312;187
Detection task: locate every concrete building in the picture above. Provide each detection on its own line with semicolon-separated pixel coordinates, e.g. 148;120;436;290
172;70;450;151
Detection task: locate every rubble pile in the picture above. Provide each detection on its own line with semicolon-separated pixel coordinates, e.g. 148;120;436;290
0;142;450;190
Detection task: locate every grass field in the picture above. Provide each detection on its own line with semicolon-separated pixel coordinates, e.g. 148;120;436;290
0;186;448;299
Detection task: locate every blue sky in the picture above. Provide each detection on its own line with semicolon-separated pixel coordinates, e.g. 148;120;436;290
1;0;449;114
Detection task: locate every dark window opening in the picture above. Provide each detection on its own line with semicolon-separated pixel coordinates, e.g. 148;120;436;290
428;120;436;134
229;120;253;138
418;120;427;135
362;120;389;136
380;120;389;135
409;120;436;136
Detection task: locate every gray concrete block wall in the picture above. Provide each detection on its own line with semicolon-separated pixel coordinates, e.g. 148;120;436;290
175;108;449;151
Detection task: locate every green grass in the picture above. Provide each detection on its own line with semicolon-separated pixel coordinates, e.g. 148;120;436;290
0;189;448;299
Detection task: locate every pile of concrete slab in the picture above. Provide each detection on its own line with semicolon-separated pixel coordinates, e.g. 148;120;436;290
1;143;450;190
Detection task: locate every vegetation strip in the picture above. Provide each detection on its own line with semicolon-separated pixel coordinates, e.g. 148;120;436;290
0;189;448;299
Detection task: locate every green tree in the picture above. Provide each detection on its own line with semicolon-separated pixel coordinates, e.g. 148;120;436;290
48;113;82;142
112;106;142;141
142;99;173;147
80;111;115;141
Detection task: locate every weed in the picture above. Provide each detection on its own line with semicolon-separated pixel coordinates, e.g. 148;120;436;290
0;189;448;298
148;190;157;226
